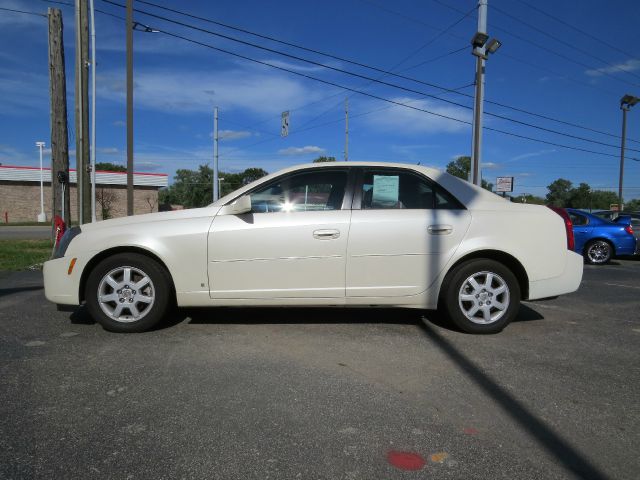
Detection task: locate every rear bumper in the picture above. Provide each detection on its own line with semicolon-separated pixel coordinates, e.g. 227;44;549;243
527;250;583;300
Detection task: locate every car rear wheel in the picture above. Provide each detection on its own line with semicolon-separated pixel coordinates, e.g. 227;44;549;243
584;240;612;265
85;253;173;333
440;259;520;334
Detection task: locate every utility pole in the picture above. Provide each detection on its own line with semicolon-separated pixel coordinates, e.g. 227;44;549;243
618;94;639;210
345;97;349;161
75;0;90;223
213;106;219;202
126;0;134;215
89;0;97;222
48;8;71;226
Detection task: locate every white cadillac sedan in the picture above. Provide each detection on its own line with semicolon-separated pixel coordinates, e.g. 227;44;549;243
44;162;583;334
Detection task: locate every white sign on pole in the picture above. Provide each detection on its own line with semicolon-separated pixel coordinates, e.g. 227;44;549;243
281;111;290;137
496;176;514;193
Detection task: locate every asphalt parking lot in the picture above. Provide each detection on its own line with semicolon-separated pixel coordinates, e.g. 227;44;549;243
1;258;638;479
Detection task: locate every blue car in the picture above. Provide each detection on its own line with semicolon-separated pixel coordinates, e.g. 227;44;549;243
565;208;637;264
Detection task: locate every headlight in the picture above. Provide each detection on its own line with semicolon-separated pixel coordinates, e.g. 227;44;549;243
52;226;82;259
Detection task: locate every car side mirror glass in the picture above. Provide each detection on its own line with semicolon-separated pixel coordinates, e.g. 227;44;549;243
218;195;252;216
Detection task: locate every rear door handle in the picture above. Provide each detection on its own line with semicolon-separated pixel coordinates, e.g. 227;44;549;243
428;224;453;235
313;229;340;240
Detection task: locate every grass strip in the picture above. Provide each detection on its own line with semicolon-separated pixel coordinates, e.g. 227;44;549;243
0;239;52;271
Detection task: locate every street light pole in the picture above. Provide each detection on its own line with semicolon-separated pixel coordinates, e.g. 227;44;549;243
36;141;46;222
213;106;219;202
470;0;487;186
618;94;638;211
89;0;97;222
126;0;134;216
470;0;500;186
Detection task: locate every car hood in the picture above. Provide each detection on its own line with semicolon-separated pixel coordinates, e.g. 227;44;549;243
79;207;219;232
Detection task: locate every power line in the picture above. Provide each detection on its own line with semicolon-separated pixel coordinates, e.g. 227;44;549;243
491;3;640;82
0;7;46;17
512;0;639;61
139;23;640;162
356;0;624;98
119;0;640;146
432;0;640;88
100;0;640;154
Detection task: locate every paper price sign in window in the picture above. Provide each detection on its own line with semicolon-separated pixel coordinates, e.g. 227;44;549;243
372;175;399;207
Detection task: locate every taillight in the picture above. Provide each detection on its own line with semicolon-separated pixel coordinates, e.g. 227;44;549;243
625;224;634;235
547;206;575;251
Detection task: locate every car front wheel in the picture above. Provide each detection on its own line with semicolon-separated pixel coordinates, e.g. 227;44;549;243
441;259;521;334
584;240;612;265
85;253;173;333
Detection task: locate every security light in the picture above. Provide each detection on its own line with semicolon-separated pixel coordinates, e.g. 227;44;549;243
471;32;489;48
486;38;502;54
621;94;640;108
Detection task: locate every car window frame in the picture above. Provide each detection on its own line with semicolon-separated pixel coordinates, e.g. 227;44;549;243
225;166;357;213
350;167;466;211
569;212;589;226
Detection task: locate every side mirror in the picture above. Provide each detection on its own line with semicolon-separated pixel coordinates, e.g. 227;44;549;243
218;195;252;216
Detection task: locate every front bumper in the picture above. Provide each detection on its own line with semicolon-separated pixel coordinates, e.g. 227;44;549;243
527;250;583;300
43;254;92;305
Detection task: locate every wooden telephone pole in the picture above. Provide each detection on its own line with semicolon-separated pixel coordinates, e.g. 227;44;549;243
48;8;71;226
75;0;91;223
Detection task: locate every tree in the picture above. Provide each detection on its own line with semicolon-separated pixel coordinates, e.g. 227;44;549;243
95;162;126;172
97;188;116;219
625;198;640;211
589;190;620;210
545;178;573;207
160;166;271;208
241;168;268;185
159;165;213;208
512;194;545;205
445;156;494;192
567;182;591;208
145;194;157;213
313;156;336;163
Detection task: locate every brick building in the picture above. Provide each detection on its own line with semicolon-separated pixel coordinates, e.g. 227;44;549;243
0;165;168;223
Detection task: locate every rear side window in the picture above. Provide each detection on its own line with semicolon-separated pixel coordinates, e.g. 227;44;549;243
359;169;463;210
569;212;589;226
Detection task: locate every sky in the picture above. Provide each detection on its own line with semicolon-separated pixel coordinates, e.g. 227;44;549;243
1;0;640;201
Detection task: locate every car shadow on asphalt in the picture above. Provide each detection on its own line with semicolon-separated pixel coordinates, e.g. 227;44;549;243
66;302;546;334
0;285;43;298
183;303;545;332
415;320;609;480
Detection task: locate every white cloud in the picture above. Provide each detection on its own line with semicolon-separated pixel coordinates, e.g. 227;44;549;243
97;147;119;154
278;146;325;156
509;149;557;162
113;120;126;127
483;162;500;169
586;59;640;77
365;97;471;135
264;59;340;73
97;67;325;116
216;130;252;141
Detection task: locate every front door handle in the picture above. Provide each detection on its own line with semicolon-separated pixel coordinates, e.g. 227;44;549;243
428;224;453;235
313;229;340;240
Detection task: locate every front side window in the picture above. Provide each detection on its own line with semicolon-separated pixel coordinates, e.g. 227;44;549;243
360;170;461;210
250;170;348;213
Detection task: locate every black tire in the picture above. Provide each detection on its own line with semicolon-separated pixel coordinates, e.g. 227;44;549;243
584;239;612;265
85;253;173;333
440;259;521;334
